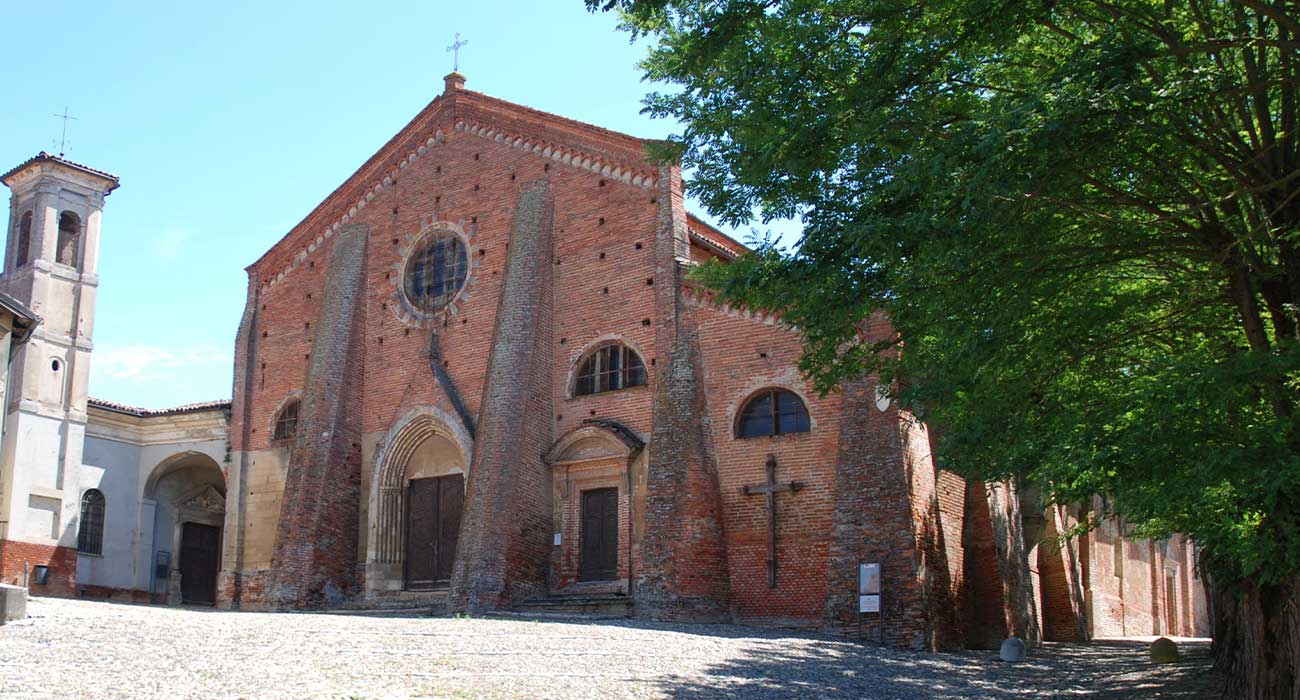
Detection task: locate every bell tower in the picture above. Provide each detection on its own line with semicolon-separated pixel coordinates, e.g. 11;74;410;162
0;152;118;595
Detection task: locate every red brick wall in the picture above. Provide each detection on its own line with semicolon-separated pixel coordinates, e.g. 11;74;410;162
1038;507;1084;641
962;481;1010;648
236;90;664;461
231;88;667;609
634;166;732;621
903;417;965;648
690;301;838;626
0;540;77;597
449;180;556;611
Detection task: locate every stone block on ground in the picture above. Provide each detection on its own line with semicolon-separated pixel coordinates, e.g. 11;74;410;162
0;584;27;623
1151;636;1181;663
999;636;1027;662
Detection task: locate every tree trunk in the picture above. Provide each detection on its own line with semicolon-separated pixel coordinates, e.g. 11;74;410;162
1213;572;1300;699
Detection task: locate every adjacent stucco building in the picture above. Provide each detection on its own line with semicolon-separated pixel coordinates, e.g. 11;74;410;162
0;153;230;605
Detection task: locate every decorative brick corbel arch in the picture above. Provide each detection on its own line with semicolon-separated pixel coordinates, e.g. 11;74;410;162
366;405;473;572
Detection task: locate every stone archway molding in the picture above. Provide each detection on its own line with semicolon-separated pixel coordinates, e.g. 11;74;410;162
366;405;473;583
143;450;226;500
546;419;644;465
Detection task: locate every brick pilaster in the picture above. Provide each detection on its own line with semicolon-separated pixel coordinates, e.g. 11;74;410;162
822;376;932;648
265;224;369;608
448;181;555;612
222;269;259;608
634;164;732;621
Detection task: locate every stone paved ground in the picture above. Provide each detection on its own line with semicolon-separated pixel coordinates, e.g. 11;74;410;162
0;597;1219;699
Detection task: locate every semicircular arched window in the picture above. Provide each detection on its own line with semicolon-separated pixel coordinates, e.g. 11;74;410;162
57;211;81;267
574;343;647;396
273;399;300;441
14;211;32;268
736;388;810;438
77;489;106;555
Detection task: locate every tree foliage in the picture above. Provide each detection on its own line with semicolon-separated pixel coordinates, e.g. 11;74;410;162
590;0;1300;587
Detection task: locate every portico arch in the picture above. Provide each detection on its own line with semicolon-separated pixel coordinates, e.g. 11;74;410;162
141;451;225;605
365;406;471;597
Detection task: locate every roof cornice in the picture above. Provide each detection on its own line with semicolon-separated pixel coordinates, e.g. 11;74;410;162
1;152;119;192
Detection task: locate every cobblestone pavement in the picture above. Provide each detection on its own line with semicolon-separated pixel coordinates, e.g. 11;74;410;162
0;597;1218;699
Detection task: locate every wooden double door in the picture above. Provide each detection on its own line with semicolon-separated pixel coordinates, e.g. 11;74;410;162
179;522;221;605
405;474;464;589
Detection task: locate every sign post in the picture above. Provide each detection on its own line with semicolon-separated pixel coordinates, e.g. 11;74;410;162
858;562;883;644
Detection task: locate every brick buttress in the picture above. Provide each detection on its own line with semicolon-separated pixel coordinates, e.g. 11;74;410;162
634;165;732;621
449;181;555;612
265;223;369;608
823;376;933;648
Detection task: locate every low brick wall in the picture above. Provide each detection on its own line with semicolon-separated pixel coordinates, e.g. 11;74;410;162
0;540;77;598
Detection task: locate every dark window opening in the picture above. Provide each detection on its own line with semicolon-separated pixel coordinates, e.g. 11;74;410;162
404;232;468;313
57;211;80;267
273;399;300;441
15;211;32;268
574;343;647;396
77;489;105;555
736;388;810;438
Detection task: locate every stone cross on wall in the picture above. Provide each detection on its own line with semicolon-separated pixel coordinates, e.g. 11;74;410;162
741;454;804;588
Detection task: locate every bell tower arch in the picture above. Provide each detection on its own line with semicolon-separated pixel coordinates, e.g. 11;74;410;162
0;152;118;595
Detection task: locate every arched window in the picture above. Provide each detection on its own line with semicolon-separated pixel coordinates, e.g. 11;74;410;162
273;399;300;441
574;343;647;396
77;489;106;555
57;211;80;267
736;388;811;438
14;211;32;268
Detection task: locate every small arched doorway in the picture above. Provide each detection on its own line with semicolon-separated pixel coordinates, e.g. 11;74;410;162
144;452;225;605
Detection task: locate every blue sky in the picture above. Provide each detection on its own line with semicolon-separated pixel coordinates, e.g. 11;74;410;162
1;1;793;409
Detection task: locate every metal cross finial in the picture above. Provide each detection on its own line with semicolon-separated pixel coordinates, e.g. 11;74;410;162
446;32;469;72
52;107;78;157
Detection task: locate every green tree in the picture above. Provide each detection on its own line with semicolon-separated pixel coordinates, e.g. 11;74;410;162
589;1;1300;697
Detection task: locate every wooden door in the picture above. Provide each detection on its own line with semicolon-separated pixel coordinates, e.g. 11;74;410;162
436;475;463;581
580;488;619;582
405;475;463;589
179;522;220;605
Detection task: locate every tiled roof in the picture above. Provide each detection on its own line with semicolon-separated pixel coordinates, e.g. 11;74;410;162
0;288;38;323
1;152;120;188
687;214;749;259
87;397;231;417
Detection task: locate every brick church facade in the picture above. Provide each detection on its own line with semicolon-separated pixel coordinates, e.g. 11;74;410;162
0;73;1209;649
214;73;1211;646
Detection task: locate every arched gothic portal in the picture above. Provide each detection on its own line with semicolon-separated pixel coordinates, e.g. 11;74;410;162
366;408;470;599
